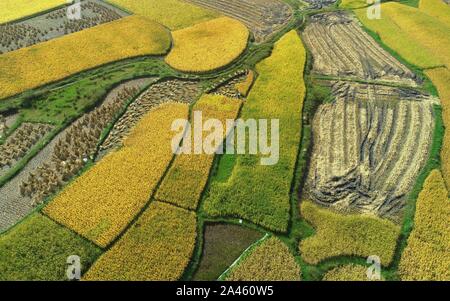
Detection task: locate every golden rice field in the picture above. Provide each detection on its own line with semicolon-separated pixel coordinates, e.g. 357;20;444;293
84;201;197;281
0;16;171;100
0;0;66;24
299;201;400;266
399;170;450;281
165;17;249;73
43;103;189;248
419;0;450;28
226;237;301;281
425;68;450;188
323;264;382;281
235;71;255;97
355;4;445;69
107;0;219;30
155;94;242;210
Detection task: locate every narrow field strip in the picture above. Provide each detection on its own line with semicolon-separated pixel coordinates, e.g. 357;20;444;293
425;68;450;189
224;236;301;281
107;0;219;30
323;264;382;281
0;15;171;100
0;213;101;280
299;201;401;266
165;17;249;73
155;94;242;210
84;201;197;280
43;103;189;248
399;170;450;280
0;0;67;24
202;30;306;232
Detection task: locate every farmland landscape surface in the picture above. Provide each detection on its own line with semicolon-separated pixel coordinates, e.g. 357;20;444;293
0;0;448;284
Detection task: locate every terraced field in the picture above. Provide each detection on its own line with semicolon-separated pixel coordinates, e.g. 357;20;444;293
306;82;436;217
302;12;417;85
185;0;293;43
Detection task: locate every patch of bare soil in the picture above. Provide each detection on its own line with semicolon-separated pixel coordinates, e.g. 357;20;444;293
302;12;419;86
305;81;438;218
184;0;292;43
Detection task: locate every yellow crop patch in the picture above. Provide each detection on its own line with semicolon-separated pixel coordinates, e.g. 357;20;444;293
165;17;249;73
399;170;450;280
323;264;383;281
44;103;189;248
0;0;67;24
419;0;450;28
0;16;171;100
225;237;301;281
425;68;450;188
107;0;219;30
299;201;400;266
155;94;242;210
84;201;197;280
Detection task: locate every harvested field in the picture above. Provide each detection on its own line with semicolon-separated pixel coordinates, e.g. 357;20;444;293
0;15;171;100
299;201;400;266
234;70;255;97
0;79;151;233
193;224;263;281
84;201;197;281
107;0;219;30
155;94;242;210
165;17;249;73
0;0;127;54
0;123;53;175
0;0;66;24
43;103;189;248
203;31;306;232
302;12;417;85
305;0;337;9
100;79;202;153
185;0;292;43
0;213;101;280
305;81;436;217
399;170;450;280
0;113;18;139
225;237;301;281
19;86;141;207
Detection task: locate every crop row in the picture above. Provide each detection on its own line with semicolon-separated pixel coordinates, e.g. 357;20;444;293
43;103;189;248
165;17;249;73
202;30;306;232
0;15;171;100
